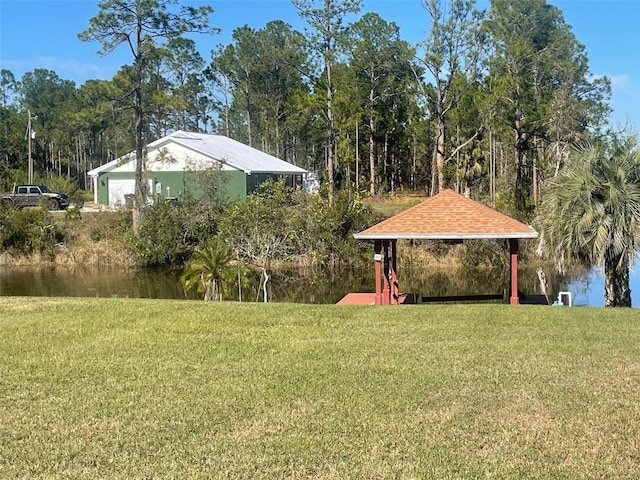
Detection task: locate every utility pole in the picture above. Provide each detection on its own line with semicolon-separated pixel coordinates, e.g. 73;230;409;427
26;110;36;184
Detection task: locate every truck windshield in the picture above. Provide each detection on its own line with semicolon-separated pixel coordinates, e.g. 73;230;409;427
39;185;48;193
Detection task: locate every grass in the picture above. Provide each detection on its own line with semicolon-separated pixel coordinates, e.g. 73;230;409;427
2;298;640;479
365;194;422;218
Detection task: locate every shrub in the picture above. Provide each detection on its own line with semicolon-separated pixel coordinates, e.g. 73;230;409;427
459;239;509;270
80;211;131;242
131;200;218;267
311;188;381;267
0;203;66;257
40;175;81;205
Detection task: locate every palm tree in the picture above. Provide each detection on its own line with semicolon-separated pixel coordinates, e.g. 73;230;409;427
538;134;640;307
182;237;235;301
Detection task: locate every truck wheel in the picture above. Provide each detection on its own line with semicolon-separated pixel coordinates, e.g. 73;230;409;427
48;199;61;211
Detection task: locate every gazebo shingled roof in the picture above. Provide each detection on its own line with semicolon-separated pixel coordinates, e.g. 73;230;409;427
354;189;537;240
349;189;539;306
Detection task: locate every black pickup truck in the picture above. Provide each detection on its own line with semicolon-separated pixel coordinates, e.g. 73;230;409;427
2;185;70;210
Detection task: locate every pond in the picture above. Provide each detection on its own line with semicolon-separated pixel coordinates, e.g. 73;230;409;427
567;266;640;307
0;262;620;306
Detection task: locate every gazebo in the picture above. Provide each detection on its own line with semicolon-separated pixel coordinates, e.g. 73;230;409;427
344;189;538;305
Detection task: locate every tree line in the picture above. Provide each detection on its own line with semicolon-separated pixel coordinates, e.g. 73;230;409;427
0;0;613;219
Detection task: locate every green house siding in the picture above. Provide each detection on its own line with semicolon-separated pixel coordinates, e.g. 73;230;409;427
96;169;247;205
181;170;247;202
221;170;247;201
149;171;187;201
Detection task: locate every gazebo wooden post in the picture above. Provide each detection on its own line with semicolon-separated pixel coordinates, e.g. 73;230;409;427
382;240;390;305
391;239;398;304
509;238;519;305
374;240;382;305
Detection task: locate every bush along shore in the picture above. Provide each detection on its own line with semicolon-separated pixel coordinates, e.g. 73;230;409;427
1;183;380;269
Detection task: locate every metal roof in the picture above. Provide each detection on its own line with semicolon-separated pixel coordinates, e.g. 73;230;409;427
153;131;307;175
88;130;308;176
354;189;538;240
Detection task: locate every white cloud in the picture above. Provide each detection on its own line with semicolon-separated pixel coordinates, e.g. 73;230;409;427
0;56;121;85
35;56;117;81
608;74;632;91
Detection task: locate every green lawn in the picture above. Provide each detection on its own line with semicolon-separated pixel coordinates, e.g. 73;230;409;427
1;298;640;479
365;195;422;218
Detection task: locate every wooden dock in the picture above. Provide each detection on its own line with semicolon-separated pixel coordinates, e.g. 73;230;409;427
337;291;548;305
336;293;418;305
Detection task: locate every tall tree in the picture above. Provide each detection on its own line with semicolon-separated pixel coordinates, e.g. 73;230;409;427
251;21;309;160
348;13;417;195
0;69;19;108
332;62;362;188
20;69;77;178
203;62;231;136
0;107;25;174
538;134;640;307
292;0;362;203
485;0;610;213
0;69;21;170
75;78;131;172
211;26;259;146
162;37;207;132
211;21;309;159
419;0;485;194
78;0;215;233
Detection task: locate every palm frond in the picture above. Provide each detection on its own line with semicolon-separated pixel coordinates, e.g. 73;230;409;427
539;134;640;275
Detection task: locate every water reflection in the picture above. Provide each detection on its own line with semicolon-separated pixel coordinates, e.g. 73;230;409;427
0;264;600;305
566;265;640;307
6;262;638;306
0;266;198;300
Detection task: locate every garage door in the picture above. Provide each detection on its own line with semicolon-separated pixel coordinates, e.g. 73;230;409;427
107;179;135;207
107;178;155;207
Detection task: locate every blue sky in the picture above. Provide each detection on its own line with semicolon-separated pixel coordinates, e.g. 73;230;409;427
0;0;638;128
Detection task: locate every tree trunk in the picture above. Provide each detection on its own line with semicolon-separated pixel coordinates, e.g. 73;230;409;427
245;87;252;147
604;253;631;307
204;279;216;302
275;113;280;158
355;121;359;191
513;115;531;212
369;99;376;196
463;177;471;198
430;140;438;196
132;16;147;235
436;114;446;193
411;132;416;191
224;104;230;137
514;128;526;212
326;59;335;206
262;268;269;303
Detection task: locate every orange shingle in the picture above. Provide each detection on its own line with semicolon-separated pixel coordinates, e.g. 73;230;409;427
355;189;538;239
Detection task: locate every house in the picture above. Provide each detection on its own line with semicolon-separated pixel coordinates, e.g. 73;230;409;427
87;130;309;207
